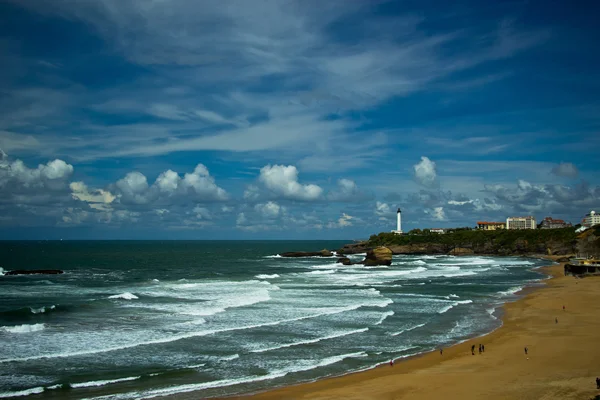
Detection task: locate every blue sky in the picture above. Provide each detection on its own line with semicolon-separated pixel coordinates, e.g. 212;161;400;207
1;0;599;240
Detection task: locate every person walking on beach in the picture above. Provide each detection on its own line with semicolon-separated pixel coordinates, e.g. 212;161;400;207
471;345;475;355
390;359;394;367
562;305;565;311
524;346;528;355
482;344;485;352
596;377;599;389
440;348;443;355
555;317;558;324
478;344;482;354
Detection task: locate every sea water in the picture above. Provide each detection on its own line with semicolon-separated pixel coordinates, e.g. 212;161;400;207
0;241;549;399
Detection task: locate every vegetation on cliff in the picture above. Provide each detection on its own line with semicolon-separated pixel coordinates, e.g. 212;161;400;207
366;227;578;255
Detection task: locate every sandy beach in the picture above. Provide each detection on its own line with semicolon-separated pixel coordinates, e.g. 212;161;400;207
213;260;600;400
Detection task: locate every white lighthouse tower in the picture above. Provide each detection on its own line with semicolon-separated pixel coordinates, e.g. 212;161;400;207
392;208;403;235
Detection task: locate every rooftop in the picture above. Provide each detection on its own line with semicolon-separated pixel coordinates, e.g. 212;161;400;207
477;221;505;225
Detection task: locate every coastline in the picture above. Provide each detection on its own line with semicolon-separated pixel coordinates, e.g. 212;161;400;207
197;256;600;400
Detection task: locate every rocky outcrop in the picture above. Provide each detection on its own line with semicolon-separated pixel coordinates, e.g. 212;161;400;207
336;242;370;255
5;269;64;275
448;247;474;256
387;243;447;255
361;246;393;266
337;257;352;265
280;249;333;258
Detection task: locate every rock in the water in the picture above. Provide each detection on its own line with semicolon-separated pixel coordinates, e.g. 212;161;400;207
447;247;474;256
336;242;370;255
361;246;393;266
280;249;333;258
337;257;352;265
5;269;64;276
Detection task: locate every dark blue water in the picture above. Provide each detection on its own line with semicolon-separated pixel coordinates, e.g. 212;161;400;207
0;241;549;399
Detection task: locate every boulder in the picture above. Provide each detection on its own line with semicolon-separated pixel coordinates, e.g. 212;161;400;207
5;269;64;276
448;247;474;256
280;249;333;258
337;257;352;265
361;246;393;266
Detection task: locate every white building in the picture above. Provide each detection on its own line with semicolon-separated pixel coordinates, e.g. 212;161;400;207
506;216;536;230
430;228;446;234
583;210;600;227
391;208;403;235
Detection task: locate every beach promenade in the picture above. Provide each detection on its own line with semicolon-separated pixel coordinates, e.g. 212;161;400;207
226;262;600;400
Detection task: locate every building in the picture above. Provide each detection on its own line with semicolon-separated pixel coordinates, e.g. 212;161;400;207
430;228;446;234
583;210;600;227
539;217;572;229
477;221;505;231
506;216;536;230
391;208;403;235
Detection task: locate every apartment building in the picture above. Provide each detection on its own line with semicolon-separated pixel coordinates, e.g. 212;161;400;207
506;216;536;230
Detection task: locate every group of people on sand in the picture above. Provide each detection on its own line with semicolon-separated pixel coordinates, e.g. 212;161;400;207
470;344;485;355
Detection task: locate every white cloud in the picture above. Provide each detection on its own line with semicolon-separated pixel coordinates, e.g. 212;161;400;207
254;201;281;218
551;162;579;178
327;212;354;228
70;181;115;211
375;201;392;217
413;156;437;188
258;164;322;201
327;178;371;202
113;164;228;205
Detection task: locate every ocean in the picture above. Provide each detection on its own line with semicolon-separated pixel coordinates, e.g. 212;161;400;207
0;241;550;399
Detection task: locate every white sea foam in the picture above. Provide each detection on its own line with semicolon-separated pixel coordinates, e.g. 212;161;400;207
0;302;379;364
0;267;4;276
304;270;336;275
0;387;45;398
86;352;368;400
438;300;473;314
151;279;160;283
109;292;138;300
497;286;523;297
447;294;460;299
390;323;426;336
218;354;239;361
251;328;369;353
1;323;45;334
255;274;280;279
71;376;141;388
30;305;56;314
373;310;395;325
264;254;282;258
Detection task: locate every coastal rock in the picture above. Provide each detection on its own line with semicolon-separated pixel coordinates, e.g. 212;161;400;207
448;247;474;256
361;246;393;266
337;257;352;265
336;242;370;255
387;243;447;255
280;249;333;258
5;269;64;275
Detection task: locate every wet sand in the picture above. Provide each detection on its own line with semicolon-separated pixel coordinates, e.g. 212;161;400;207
215;262;600;400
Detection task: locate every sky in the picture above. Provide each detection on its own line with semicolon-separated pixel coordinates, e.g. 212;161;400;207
0;0;599;240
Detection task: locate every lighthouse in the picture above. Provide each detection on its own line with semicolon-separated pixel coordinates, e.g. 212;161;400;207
392;208;403;235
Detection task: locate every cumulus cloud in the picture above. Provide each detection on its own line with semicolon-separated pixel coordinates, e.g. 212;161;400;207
327;178;372;202
70;181;115;211
258;164;322;201
254;201;282;218
413;156;438;188
113;164;228;205
551;162;579;178
327;213;355;228
375;201;392;216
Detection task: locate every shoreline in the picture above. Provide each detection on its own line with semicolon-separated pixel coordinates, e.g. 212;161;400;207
199;256;600;400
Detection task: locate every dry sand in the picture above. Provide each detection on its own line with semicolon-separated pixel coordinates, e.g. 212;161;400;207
217;261;600;400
